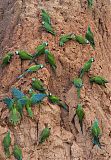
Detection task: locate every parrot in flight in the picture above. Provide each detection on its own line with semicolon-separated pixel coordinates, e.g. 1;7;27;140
72;78;83;99
87;0;93;8
79;57;94;78
59;33;73;46
48;93;69;111
2;131;11;158
71;34;89;44
72;104;85;133
85;25;95;49
32;78;46;92
90;76;108;87
41;9;51;24
45;49;57;71
11;87;33;118
42;21;56;36
13;145;22;160
29;42;48;65
17;64;44;79
39;124;51;144
15;50;32;60
11;87;47;118
3;95;22;125
1;52;13;67
91;119;101;148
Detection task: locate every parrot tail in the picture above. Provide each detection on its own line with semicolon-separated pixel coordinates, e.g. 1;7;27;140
79;69;84;78
4;147;10;158
59;102;69;112
77;88;81;99
17;70;28;79
79;120;83;134
51;65;57;72
93;136;101;148
26;104;33;118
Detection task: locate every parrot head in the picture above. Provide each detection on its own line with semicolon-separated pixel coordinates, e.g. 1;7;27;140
44;123;51;129
42;21;45;25
90;57;94;62
48;93;52;96
15;51;19;55
32;78;36;81
43;42;48;46
45;49;49;55
39;64;44;68
77;103;82;108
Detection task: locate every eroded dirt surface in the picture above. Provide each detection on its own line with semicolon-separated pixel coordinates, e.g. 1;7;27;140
0;0;111;159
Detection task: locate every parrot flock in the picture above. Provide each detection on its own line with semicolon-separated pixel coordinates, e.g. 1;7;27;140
1;0;109;159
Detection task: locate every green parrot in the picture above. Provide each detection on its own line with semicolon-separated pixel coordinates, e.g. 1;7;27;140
39;124;51;144
72;78;83;99
87;0;93;8
45;49;57;71
13;145;22;160
2;131;11;158
48;93;69;111
90;76;108;88
71;34;89;44
73;104;85;133
15;50;32;60
32;78;46;92
1;52;13;67
91;119;101;148
79;57;94;78
17;64;44;79
41;9;51;24
59;33;73;46
9;107;21;126
85;25;95;49
29;42;48;64
25;97;33;118
16;99;24;116
42;21;56;36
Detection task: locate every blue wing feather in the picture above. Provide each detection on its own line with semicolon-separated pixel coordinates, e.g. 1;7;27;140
17;98;27;106
31;93;47;105
3;97;14;110
11;87;25;99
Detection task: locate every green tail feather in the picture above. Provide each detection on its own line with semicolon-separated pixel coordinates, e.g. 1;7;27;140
4;148;10;158
79;69;84;78
79;120;83;134
17;70;28;79
26;105;33;118
59;102;69;112
93;137;101;148
77;88;81;99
